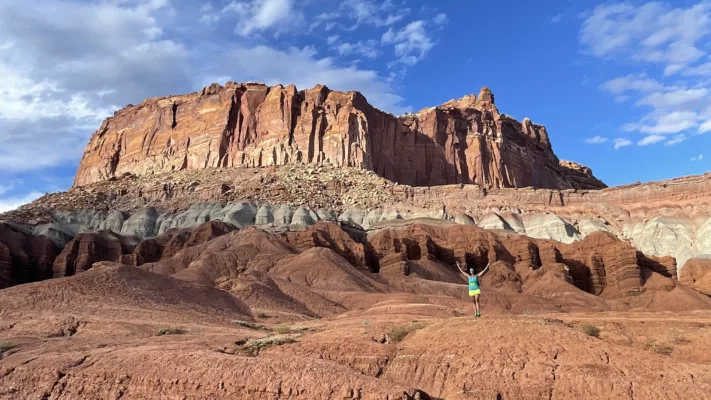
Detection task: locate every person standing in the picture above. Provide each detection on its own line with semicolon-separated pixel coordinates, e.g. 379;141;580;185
457;261;490;317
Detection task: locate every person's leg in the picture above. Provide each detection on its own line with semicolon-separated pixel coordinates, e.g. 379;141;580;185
474;294;480;316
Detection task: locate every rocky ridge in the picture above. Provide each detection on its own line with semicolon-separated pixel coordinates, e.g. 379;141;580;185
73;82;605;190
3;165;710;277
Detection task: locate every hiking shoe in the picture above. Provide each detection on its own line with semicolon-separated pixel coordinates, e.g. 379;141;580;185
475;311;480;318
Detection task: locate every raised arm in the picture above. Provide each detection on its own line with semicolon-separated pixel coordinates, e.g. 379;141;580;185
476;262;491;277
456;261;468;278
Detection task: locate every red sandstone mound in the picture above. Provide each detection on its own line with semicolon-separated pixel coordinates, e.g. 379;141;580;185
4;219;710;327
269;247;381;292
53;220;236;278
41;221;711;315
73;82;604;190
0;340;428;399
680;257;711;295
0;263;250;326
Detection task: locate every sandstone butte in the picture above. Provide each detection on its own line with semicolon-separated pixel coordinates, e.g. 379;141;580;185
73;82;606;190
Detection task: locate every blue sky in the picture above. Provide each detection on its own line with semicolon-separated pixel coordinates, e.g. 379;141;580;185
1;0;710;212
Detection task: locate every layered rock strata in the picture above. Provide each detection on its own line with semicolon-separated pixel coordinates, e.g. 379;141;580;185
4;167;711;278
0;223;58;288
46;219;692;301
73;82;604;190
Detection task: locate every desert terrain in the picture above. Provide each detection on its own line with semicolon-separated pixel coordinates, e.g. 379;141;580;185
2;82;711;399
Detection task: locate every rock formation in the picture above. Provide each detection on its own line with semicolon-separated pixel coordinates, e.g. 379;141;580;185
73;82;605;190
4;165;711;278
0;223;58;288
680;257;711;295
52;221;236;278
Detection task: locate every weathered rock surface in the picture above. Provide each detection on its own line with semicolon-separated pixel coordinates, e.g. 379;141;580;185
52;230;140;278
4;161;711;279
73;82;604;190
52;221;237;278
680;256;711;295
3;218;711;400
0;223;58;288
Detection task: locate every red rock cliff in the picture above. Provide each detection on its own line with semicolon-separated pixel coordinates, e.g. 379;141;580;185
73;82;605;189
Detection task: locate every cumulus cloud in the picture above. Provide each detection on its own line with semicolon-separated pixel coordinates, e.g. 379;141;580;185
381;20;434;66
636;88;708;109
433;13;449;25
699;119;711;133
581;2;711;73
599;74;662;94
623;111;699;135
584;136;608;144
600;72;711;138
637;134;666;146
691;154;704;161
665;134;687;146
681;58;711;76
614;138;633;150
224;0;302;36
0;0;190;173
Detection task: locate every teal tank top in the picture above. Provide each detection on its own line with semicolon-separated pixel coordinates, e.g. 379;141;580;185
468;276;479;290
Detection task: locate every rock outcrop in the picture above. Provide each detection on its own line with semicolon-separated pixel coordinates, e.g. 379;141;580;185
0;223;58;288
52;221;237;278
4;165;711;278
73;82;604;190
680;257;711;295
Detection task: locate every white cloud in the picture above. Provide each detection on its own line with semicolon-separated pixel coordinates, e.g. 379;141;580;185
614;138;633;150
383;14;405;26
309;12;340;31
599;74;662;94
637;134;666;146
0;184;12;196
550;14;562;23
382;20;434;66
584;135;608;144
636;88;708;109
0;0;190;173
0;191;43;213
581;2;711;73
624;111;699;135
327;35;340;45
699;119;711;133
218;45;409;114
681;59;711;76
224;0;302;37
335;40;379;59
602;76;710;137
433;13;449;25
691;154;704;161
664;134;687;146
340;0;410;28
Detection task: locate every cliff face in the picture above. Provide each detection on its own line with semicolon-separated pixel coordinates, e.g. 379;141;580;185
73;82;605;189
